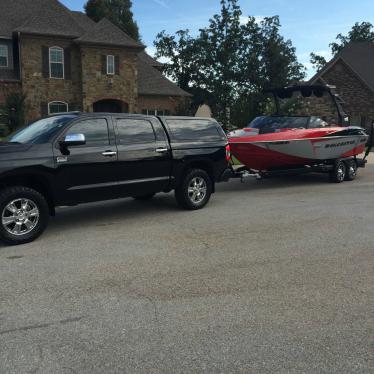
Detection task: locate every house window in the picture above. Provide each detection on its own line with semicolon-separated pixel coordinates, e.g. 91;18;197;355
0;45;8;67
107;55;115;75
142;109;170;116
49;47;64;79
48;101;68;114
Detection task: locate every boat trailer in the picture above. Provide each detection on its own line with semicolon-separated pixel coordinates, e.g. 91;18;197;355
230;157;367;183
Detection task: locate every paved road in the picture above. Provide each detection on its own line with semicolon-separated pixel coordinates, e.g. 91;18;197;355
1;166;373;373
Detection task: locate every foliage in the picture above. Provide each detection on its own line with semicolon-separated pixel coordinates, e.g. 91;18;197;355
85;0;140;41
310;52;327;72
310;22;374;70
262;96;304;116
154;0;305;128
330;22;374;54
1;93;27;132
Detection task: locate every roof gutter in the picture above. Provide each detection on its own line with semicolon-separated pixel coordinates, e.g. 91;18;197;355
74;40;145;51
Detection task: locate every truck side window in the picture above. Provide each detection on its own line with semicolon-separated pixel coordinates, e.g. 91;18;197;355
116;119;156;144
66;119;109;146
165;119;222;141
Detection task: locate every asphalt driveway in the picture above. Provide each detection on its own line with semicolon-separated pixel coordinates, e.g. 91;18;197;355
1;166;373;373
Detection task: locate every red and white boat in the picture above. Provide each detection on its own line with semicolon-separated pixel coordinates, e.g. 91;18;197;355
228;124;368;171
227;85;371;182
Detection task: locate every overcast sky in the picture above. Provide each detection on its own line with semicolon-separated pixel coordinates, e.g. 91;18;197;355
62;0;374;78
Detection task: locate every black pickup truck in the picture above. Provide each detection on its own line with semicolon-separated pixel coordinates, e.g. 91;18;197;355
0;113;231;245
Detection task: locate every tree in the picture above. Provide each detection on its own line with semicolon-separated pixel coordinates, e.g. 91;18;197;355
310;22;374;71
0;93;27;132
154;0;305;127
310;52;327;72
85;0;140;41
331;22;374;54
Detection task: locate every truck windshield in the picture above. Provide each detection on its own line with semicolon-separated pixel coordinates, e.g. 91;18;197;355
6;115;77;144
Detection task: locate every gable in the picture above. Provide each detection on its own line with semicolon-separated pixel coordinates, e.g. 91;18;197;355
310;42;374;93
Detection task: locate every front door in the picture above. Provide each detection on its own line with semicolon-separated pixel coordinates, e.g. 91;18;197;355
113;116;171;197
54;117;119;204
93;100;128;113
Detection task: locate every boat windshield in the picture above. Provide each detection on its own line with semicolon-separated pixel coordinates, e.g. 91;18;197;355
246;116;310;134
5;114;77;144
247;116;310;134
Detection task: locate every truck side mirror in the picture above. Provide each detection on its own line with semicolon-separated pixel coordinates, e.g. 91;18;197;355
59;134;86;155
60;134;86;148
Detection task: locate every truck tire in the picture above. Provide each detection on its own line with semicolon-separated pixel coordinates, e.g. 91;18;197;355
0;186;49;246
344;159;358;181
175;169;212;210
329;160;346;183
133;193;156;200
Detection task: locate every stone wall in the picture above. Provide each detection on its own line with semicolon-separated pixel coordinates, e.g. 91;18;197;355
20;35;82;122
307;59;374;129
0;82;21;106
80;46;138;113
137;95;188;115
295;94;339;124
11;35;187;121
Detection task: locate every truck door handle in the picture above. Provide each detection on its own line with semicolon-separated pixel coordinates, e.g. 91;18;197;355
156;148;168;153
102;150;117;157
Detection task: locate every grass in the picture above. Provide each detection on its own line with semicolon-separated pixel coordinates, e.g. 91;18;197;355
230;156;243;165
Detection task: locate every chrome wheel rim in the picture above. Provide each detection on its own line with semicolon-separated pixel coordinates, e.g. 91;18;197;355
188;177;207;204
2;198;39;236
337;164;346;181
348;164;357;178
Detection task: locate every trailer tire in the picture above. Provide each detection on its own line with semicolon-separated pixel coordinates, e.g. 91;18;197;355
329;160;346;183
344;159;358;181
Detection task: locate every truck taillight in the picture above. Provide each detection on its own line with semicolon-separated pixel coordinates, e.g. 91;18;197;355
225;144;231;161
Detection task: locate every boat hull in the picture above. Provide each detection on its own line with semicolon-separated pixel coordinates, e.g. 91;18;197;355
229;130;368;171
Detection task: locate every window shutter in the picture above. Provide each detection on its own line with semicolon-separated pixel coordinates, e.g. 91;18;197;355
101;55;107;75
64;48;71;80
115;56;120;75
42;46;49;78
40;102;48;117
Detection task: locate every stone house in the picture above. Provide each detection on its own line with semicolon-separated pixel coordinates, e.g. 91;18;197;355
0;0;191;123
306;42;374;129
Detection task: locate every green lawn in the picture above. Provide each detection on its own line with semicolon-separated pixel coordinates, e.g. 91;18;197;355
230;156;243;165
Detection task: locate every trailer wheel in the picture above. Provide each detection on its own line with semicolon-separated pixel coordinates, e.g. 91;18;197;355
329;160;346;183
344;159;358;181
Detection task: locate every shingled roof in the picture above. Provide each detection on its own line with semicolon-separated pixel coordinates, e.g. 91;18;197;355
0;0;142;47
71;11;96;32
0;0;190;96
138;51;164;68
0;0;84;38
310;42;374;93
138;59;192;97
76;18;144;49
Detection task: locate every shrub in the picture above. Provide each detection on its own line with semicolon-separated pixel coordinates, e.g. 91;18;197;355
2;93;27;132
